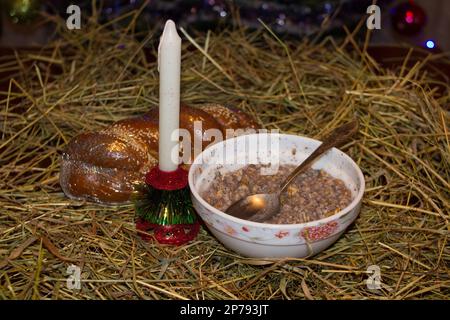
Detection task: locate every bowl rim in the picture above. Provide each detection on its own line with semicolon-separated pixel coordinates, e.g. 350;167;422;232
188;133;365;230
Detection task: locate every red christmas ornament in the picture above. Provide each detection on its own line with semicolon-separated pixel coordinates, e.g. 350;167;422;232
391;1;427;36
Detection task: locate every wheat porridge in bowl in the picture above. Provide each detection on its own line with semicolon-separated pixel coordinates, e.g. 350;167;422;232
201;164;353;224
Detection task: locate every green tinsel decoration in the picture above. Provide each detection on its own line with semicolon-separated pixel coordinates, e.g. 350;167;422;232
134;184;197;226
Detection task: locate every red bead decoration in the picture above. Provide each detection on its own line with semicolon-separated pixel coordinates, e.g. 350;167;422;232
136;218;200;245
145;166;188;190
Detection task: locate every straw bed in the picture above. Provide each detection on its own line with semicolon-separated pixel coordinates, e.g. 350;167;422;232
0;13;449;300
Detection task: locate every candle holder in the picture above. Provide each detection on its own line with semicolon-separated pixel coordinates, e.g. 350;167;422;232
134;166;200;245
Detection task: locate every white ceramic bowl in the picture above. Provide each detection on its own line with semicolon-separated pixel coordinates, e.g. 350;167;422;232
188;133;365;258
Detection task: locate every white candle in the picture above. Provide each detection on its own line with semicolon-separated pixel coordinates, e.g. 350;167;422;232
158;20;181;172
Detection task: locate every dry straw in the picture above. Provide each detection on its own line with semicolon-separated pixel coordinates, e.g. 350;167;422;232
0;9;449;299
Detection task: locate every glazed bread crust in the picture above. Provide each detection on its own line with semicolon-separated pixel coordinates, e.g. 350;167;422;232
60;103;259;204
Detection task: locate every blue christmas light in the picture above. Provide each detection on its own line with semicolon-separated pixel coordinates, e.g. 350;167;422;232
426;40;435;49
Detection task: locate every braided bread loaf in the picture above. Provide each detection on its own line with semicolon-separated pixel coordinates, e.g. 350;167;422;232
60;103;259;204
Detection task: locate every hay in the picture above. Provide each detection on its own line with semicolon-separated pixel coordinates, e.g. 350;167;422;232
0;11;449;300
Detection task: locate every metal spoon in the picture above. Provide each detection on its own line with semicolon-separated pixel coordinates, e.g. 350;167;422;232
225;119;359;222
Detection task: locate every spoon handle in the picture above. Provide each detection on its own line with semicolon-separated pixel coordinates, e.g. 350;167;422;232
279;119;359;194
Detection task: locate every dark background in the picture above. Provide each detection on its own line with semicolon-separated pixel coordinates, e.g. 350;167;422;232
1;0;449;52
